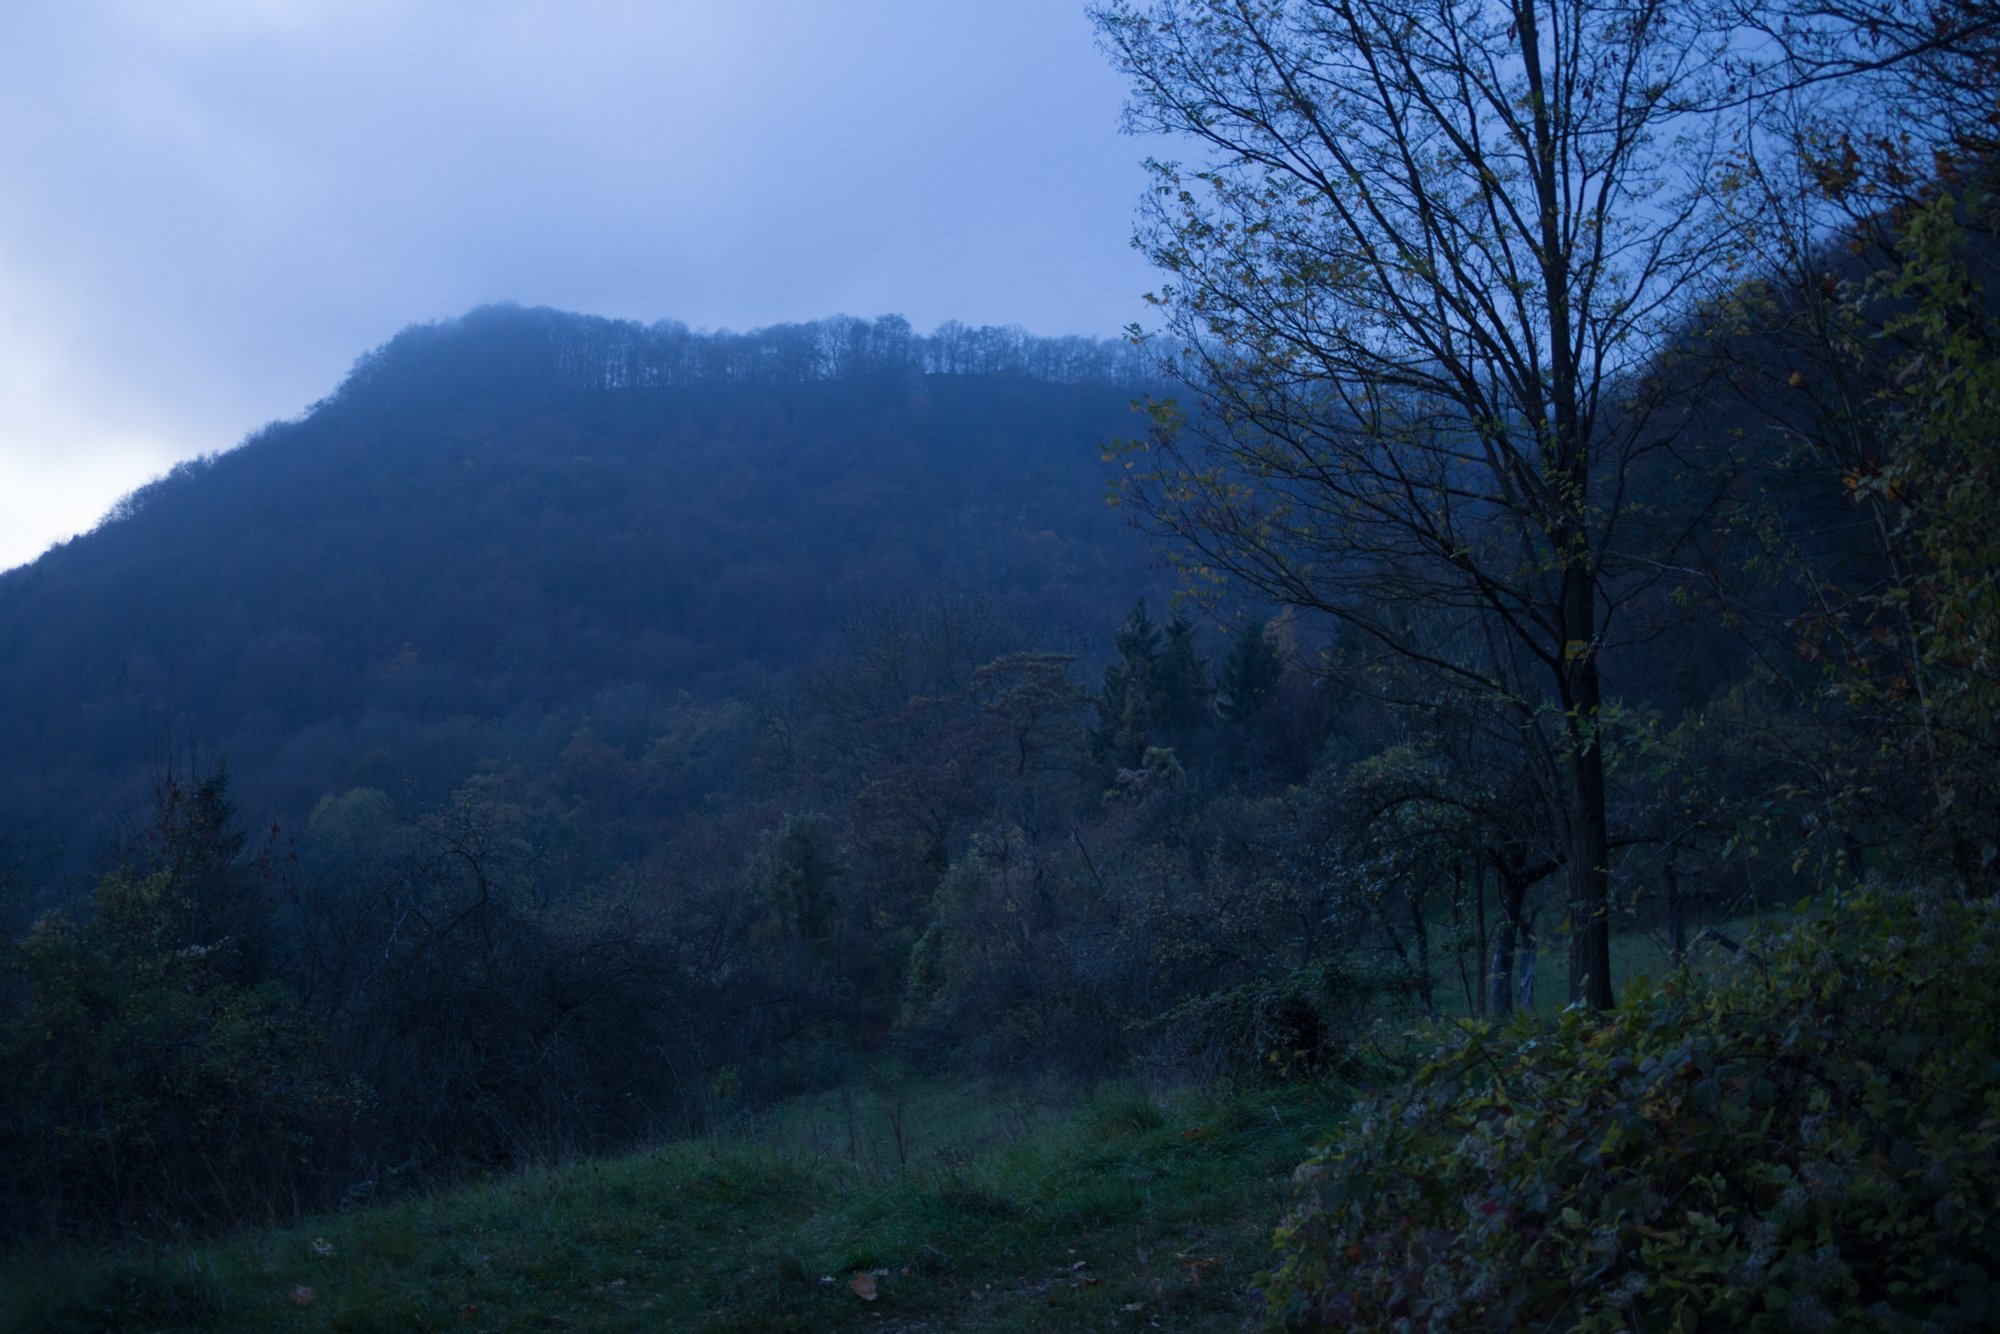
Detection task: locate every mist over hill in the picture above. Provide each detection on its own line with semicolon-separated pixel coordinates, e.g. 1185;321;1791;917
0;305;1167;889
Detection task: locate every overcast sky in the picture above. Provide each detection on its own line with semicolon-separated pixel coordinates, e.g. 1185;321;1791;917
0;1;1161;572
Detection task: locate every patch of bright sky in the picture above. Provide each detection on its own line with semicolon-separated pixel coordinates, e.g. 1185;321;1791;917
0;0;1160;572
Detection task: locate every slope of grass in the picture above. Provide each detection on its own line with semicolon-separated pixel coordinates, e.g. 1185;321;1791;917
2;1078;1353;1332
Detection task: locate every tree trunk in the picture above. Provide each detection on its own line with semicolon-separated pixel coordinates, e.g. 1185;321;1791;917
1408;894;1436;1018
1525;0;1614;1010
1664;852;1687;965
1473;857;1488;1018
1452;858;1478;1016
1487;870;1528;1019
1561;605;1615;1009
1518;908;1538;1013
1488;919;1515;1020
1565;741;1614;1007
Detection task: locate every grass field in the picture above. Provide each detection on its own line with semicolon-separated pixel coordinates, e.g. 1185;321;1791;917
2;916;1780;1332
1;1077;1357;1332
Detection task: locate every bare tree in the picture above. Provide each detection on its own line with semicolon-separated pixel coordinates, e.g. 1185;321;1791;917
1091;0;1762;1005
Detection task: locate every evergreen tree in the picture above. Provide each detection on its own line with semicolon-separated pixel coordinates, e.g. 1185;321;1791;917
1153;610;1211;741
148;764;268;987
1217;619;1284;723
1092;600;1164;768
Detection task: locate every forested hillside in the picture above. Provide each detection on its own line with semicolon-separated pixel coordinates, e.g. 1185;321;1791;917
2;305;1384;1245
0;306;1164;896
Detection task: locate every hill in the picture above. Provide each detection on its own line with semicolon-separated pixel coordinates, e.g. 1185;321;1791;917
0;305;1369;1246
0;306;1165;892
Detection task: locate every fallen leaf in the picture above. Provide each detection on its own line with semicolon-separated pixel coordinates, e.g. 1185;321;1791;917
851;1272;878;1302
458;1302;479;1323
289;1285;317;1308
1123;1301;1146;1312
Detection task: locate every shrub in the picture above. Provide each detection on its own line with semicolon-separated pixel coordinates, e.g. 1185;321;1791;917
0;869;356;1240
1145;956;1388;1082
1260;890;2000;1330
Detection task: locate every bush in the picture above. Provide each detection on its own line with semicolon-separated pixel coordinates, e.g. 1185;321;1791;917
1260;890;2000;1330
0;869;356;1240
1145;956;1387;1082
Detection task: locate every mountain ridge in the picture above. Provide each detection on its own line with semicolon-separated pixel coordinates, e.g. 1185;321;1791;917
0;305;1167;890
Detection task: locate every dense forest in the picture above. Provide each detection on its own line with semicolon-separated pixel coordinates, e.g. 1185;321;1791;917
5;0;1999;1326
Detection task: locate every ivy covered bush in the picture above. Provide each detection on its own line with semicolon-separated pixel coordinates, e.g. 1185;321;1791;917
1261;891;2000;1330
